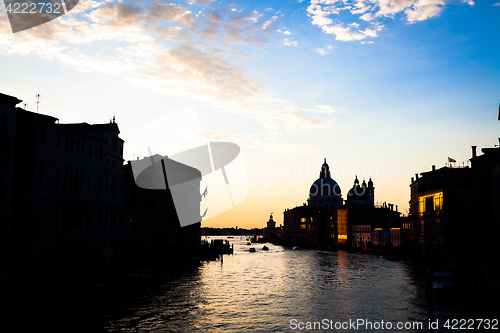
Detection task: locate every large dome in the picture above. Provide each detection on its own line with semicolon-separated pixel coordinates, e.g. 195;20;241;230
309;178;341;197
308;159;343;209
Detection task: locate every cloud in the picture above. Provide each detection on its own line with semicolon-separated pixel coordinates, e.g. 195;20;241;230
315;47;327;54
306;0;474;41
0;1;341;136
0;1;287;102
493;2;500;6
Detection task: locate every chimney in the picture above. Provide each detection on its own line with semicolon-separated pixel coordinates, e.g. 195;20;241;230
432;165;436;172
472;146;477;158
415;173;418;179
411;177;414;183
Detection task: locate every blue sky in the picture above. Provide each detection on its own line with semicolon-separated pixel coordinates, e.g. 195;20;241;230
1;0;499;227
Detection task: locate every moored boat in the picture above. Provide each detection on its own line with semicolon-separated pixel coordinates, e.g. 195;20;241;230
432;267;459;293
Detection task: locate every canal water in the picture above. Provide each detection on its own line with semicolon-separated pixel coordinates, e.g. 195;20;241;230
16;236;497;332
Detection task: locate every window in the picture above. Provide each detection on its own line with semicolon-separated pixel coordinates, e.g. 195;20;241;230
65;137;69;151
71;138;75;153
76;140;80;155
99;147;103;160
81;141;85;156
88;144;93;157
56;134;61;149
425;196;434;212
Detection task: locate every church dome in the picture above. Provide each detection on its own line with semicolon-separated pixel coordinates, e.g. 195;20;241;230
309;178;341;197
308;159;343;209
347;175;365;198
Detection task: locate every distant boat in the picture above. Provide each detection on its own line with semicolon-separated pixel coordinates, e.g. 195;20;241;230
292;246;300;250
247;242;251;245
432;268;459;291
262;246;269;251
249;247;256;252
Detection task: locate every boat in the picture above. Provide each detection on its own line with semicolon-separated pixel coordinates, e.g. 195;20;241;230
262;245;269;251
432;267;459;292
249;247;256;252
292;246;300;250
247;242;251;245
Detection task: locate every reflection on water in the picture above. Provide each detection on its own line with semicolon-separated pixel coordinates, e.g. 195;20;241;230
16;236;492;332
90;236;488;332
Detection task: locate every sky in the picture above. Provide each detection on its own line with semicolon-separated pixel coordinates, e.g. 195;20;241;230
1;0;499;228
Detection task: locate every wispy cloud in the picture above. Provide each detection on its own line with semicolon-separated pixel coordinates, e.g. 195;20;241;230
306;0;474;42
0;0;341;135
0;1;278;102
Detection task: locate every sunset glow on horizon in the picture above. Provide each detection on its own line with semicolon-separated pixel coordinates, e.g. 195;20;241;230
1;0;499;229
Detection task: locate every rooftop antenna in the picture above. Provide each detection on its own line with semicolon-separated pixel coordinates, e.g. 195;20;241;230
23;102;28;110
36;93;41;113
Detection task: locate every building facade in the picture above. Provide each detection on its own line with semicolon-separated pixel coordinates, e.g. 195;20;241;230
281;159;401;250
0;92;201;288
0;93;20;284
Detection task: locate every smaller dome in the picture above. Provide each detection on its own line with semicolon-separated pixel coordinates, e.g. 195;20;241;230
347;176;367;198
348;185;366;198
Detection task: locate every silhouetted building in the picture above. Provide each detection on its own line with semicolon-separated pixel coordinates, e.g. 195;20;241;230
263;214;279;241
122;159;201;268
0;93;20;284
339;200;401;251
408;165;472;264
409;139;500;288
469;143;500;288
0;92;201;288
282;159;401;250
9;104;128;286
352;225;371;250
346;176;374;207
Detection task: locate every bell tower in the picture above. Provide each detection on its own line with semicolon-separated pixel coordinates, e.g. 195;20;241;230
367;177;375;207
